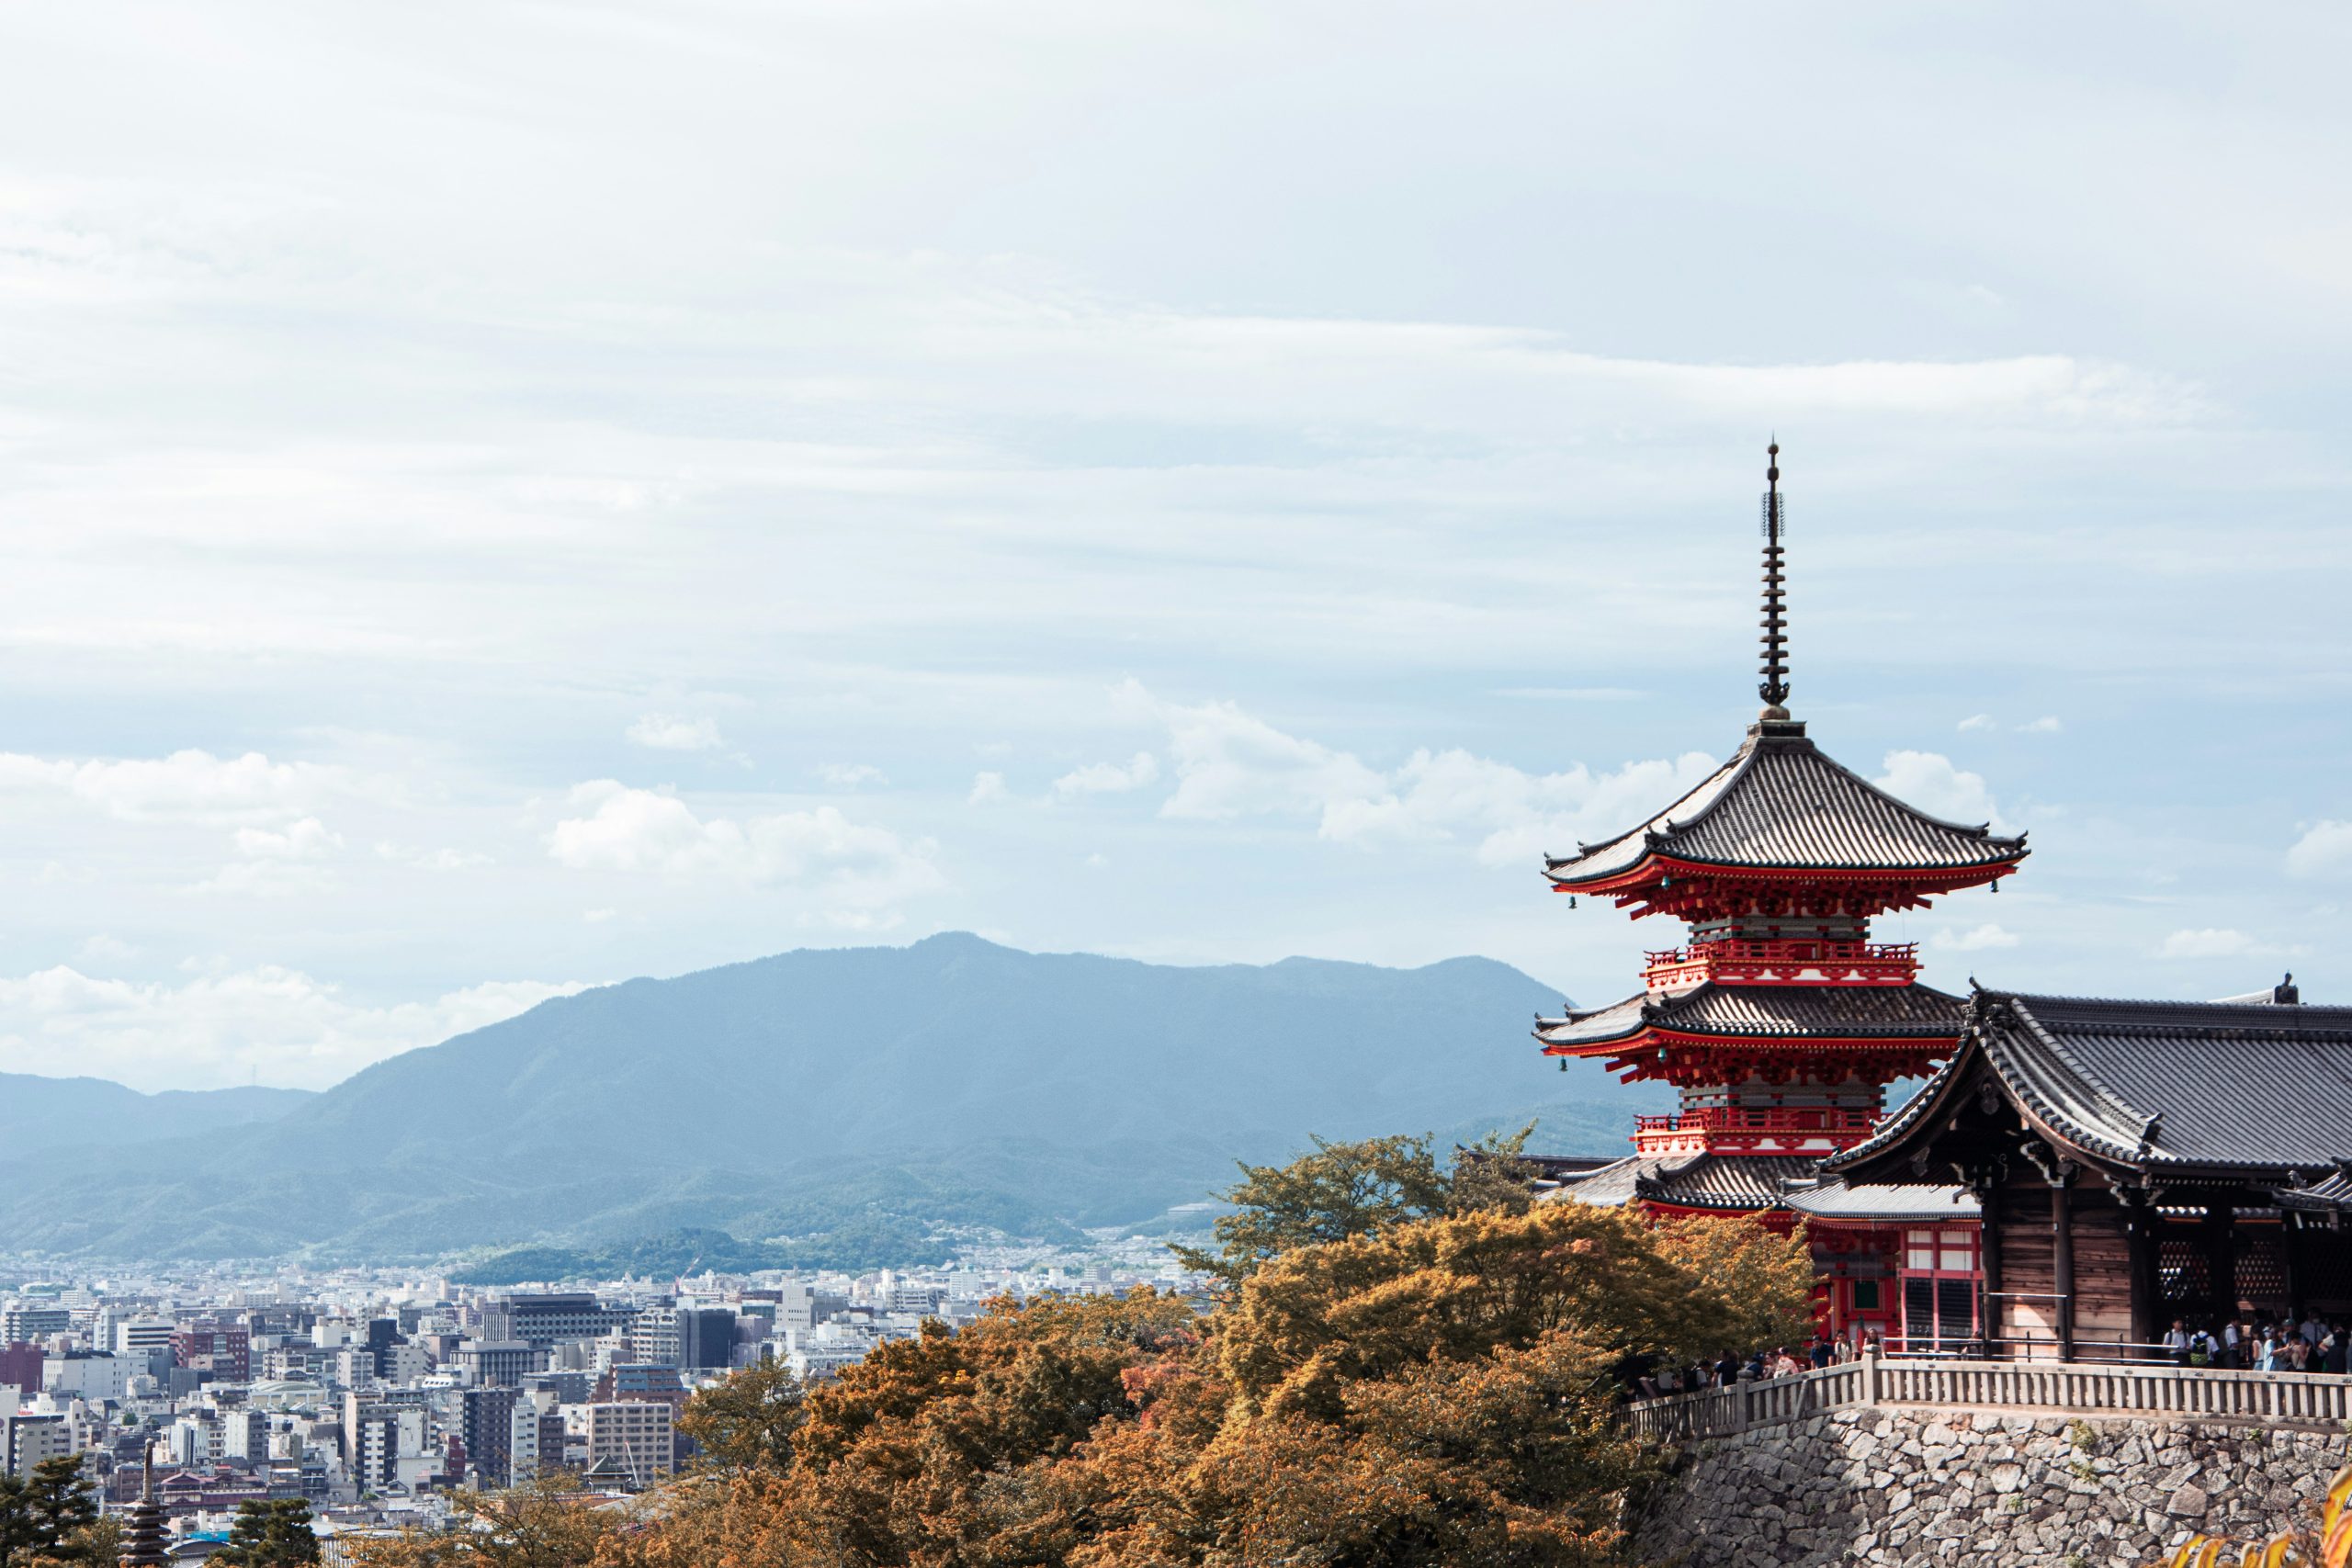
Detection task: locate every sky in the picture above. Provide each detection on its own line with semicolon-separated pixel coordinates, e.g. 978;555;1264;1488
4;2;2352;1090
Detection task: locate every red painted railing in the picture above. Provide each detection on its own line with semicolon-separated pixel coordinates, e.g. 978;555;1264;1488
1643;939;1919;991
1634;1108;1879;1135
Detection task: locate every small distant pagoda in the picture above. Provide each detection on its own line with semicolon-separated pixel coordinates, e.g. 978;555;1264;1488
118;1444;166;1568
1540;446;2029;1345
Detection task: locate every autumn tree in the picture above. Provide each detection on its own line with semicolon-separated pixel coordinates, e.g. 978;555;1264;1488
345;1472;621;1568
602;1202;1814;1568
1171;1124;1538;1282
677;1356;806;1472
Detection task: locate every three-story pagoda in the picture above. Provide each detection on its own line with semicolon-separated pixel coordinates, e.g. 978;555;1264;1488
1539;446;2029;1344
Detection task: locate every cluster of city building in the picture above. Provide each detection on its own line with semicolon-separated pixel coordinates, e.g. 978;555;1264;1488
0;1247;1208;1551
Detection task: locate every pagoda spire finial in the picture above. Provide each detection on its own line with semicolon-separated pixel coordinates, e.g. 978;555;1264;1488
1758;438;1791;718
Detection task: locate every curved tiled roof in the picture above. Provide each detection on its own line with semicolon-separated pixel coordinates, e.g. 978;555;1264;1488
1544;1153;1982;1220
1637;1153;1823;1210
1538;1153;1658;1208
1779;1176;1979;1222
2277;1168;2352;1212
1544;718;2028;887
1830;990;2352;1177
1544;1152;1830;1213
1536;981;1966;1049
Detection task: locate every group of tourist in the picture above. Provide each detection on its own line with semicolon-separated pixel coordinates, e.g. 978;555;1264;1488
2162;1311;2351;1371
1640;1337;1858;1396
1635;1310;2351;1398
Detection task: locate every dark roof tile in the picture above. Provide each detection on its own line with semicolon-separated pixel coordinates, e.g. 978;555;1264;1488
1545;720;2027;886
1537;982;1965;1048
1831;990;2352;1176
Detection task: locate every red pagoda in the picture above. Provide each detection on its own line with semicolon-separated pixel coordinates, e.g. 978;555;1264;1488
1539;445;2029;1348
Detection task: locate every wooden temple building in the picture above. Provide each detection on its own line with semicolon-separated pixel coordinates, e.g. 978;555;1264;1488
1537;444;2352;1360
1826;987;2352;1360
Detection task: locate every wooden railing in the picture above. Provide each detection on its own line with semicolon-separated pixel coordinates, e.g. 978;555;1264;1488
1627;1353;2352;1441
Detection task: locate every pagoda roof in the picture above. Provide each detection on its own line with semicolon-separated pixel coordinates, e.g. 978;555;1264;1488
1544;717;2027;891
1544;1152;1824;1211
1828;989;2352;1181
1546;1153;1979;1220
1536;981;1966;1051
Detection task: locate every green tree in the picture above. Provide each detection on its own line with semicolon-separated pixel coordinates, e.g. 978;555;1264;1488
13;1457;96;1564
212;1497;322;1566
1171;1124;1537;1282
677;1357;806;1472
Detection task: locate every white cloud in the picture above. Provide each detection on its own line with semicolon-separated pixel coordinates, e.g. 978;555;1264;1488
2157;928;2263;959
75;934;140;964
0;965;590;1091
547;782;942;908
1874;751;2004;831
198;816;345;896
1051;752;1160;799
2287;820;2352;879
1152;696;1388;825
1932;923;2020;952
0;750;348;826
374;842;493;872
2018;716;2064;734
968;772;1009;804
582;908;617;923
1957;715;1997;733
1126;682;1717;865
817;763;888;788
626;714;725;751
233;817;340;861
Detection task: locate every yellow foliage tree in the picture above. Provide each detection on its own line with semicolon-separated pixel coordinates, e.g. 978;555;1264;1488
597;1204;1815;1568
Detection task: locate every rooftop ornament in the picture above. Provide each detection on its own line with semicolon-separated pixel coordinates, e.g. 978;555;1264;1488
1758;439;1790;720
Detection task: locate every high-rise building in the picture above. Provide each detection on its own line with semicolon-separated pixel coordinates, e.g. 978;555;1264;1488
629;1306;735;1370
115;1318;176;1359
347;1405;400;1493
0;1343;41;1395
169;1322;252;1382
0;1414;66;1476
458;1340;540;1388
583;1401;673;1490
43;1350;125;1404
220;1407;268;1462
481;1294;635;1350
459;1387;519;1487
679;1307;734;1371
0;1307;68;1344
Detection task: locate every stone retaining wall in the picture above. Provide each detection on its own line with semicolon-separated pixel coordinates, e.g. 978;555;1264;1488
1630;1406;2349;1567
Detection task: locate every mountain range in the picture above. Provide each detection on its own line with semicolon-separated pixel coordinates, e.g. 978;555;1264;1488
0;933;1663;1261
0;1075;312;1153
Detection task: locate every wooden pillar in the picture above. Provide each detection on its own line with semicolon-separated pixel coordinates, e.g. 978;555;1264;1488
2123;1191;2159;1358
2052;1167;2076;1363
1978;1184;2005;1359
2204;1201;2237;1326
2282;1215;2303;1321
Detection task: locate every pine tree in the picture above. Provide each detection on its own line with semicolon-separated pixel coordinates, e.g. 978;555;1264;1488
212;1498;322;1566
8;1456;97;1564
